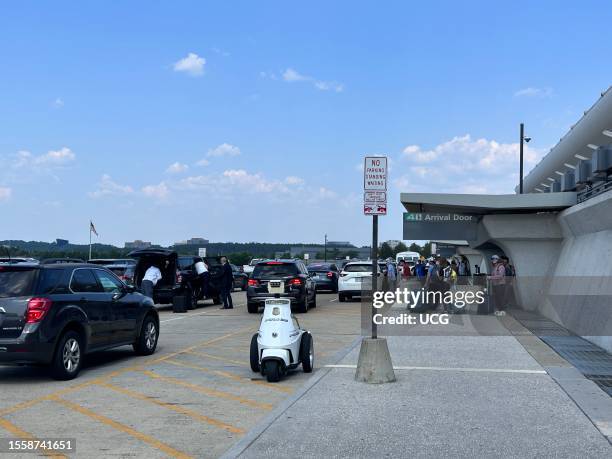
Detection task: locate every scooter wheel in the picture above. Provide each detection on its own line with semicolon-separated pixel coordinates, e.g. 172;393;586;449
300;332;314;373
250;334;260;372
263;360;282;383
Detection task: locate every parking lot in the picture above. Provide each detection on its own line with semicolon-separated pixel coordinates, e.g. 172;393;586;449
0;292;360;458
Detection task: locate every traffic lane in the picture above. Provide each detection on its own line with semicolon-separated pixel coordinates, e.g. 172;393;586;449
0;292;361;458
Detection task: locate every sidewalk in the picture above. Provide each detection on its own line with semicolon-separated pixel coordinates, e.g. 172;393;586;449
225;314;612;458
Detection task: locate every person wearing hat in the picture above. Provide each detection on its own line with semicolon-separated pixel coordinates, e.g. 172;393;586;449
488;255;507;316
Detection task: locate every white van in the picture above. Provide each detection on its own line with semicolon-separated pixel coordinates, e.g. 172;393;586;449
395;251;420;265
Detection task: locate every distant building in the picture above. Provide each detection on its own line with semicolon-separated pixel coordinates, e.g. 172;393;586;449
289;244;371;260
55;238;69;247
174;237;209;246
125;240;152;249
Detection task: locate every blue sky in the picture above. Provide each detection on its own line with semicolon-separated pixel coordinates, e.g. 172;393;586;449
0;1;610;247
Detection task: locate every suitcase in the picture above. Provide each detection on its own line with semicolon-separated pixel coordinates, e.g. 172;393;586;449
172;295;188;313
477;289;493;315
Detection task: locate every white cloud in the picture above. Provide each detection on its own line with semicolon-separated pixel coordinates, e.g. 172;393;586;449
166;162;189;174
285;176;304;186
514;87;553;98
196;158;210;167
34;147;75;165
0;187;11;201
89;174;134;198
211;47;230;57
281;67;344;92
396;134;546;194
11;148;75;168
173;52;206;76
207;143;241;157
142;182;169;200
53;97;64;108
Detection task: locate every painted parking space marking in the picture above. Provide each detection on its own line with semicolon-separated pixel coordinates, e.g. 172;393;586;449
97;382;244;434
184;349;249;367
51;396;193;459
139;370;274;410
162;359;294;394
0;417;67;459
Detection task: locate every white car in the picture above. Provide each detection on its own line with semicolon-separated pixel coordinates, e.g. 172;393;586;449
243;258;265;275
338;261;380;302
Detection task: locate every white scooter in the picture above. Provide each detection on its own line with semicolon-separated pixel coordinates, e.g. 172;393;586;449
250;297;314;382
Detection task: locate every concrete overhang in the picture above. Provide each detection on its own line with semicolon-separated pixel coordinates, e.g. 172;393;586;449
522;87;612;193
401;192;577;214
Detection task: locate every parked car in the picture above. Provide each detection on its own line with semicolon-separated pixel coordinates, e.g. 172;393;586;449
40;258;85;264
307;263;339;292
243;258;265;275
338;261;380;302
0;263;159;380
128;249;197;309
231;264;248;291
88;259;136;285
246;260;316;314
0;258;39;265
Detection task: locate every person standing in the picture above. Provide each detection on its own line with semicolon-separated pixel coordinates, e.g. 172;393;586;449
501;255;515;310
142;263;162;302
488;255;506;316
194;257;209;300
386;259;397;291
220;256;234;309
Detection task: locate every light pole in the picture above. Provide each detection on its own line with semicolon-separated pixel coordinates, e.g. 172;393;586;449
324;234;328;262
519;123;532;194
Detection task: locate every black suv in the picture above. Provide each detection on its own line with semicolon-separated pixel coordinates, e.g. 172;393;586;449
129;249;224;309
0;263;159;380
246;260;316;313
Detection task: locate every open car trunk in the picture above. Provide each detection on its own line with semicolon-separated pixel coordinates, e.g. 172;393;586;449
128;249;178;289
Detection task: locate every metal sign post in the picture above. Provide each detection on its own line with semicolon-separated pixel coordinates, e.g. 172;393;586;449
363;156;388;338
356;155;395;384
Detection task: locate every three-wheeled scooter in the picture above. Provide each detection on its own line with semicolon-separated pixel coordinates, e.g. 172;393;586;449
250;297;314;382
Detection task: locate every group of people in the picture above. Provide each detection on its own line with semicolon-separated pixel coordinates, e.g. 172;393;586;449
141;256;236;310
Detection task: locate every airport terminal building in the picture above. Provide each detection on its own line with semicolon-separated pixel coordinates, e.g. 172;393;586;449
402;88;612;352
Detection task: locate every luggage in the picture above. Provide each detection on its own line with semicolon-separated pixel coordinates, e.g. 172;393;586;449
477;289;493;315
172;295;188;313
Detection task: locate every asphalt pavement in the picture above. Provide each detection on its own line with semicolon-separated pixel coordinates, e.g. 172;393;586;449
0;292;360;458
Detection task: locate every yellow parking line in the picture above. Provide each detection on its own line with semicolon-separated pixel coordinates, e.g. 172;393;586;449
50;396;193;459
140;370;273;410
185;349;249;366
0;326;254;419
0;417;66;459
97;382;244;435
163;359;293;394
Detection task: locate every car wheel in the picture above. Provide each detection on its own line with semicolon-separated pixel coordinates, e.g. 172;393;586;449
299;332;314;373
339;293;346;302
51;330;83;380
263;360;282;383
296;298;308;313
250;334;260;372
133;315;159;356
309;291;317;308
247;302;259;314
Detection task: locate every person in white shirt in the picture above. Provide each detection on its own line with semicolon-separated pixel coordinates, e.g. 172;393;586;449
194;258;209;298
142;264;163;301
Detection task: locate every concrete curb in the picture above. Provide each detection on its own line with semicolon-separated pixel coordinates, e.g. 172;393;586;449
220;335;363;459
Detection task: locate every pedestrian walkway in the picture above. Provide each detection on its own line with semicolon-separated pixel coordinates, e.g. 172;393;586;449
225;314;612;458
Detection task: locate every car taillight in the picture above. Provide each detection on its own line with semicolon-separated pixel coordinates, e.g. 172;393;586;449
26;298;53;323
327;271;334;278
289;278;303;286
248;279;259;287
176;270;182;284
